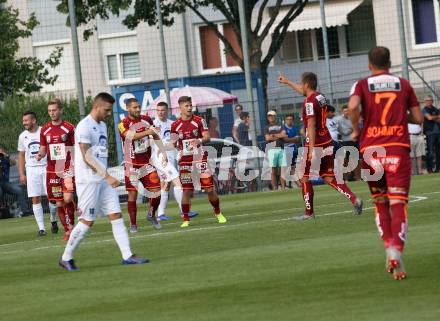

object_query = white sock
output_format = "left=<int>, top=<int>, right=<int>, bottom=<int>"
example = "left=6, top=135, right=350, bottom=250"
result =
left=49, top=202, right=57, bottom=223
left=32, top=203, right=45, bottom=231
left=61, top=221, right=90, bottom=261
left=111, top=218, right=133, bottom=260
left=173, top=186, right=183, bottom=212
left=158, top=190, right=169, bottom=216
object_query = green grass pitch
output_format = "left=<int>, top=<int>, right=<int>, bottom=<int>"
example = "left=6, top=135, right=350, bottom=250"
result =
left=1, top=175, right=439, bottom=321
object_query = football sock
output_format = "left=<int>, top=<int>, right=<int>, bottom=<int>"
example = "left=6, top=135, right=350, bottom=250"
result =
left=173, top=186, right=183, bottom=212
left=64, top=202, right=75, bottom=227
left=374, top=201, right=392, bottom=248
left=48, top=202, right=57, bottom=223
left=111, top=218, right=133, bottom=260
left=301, top=181, right=314, bottom=216
left=57, top=206, right=69, bottom=232
left=62, top=221, right=89, bottom=261
left=208, top=197, right=221, bottom=215
left=182, top=203, right=190, bottom=221
left=158, top=190, right=169, bottom=216
left=390, top=203, right=407, bottom=252
left=32, top=203, right=45, bottom=231
left=327, top=178, right=357, bottom=205
left=127, top=201, right=137, bottom=226
left=149, top=196, right=161, bottom=217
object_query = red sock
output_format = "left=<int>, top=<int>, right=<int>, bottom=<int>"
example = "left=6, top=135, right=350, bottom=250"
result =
left=181, top=203, right=190, bottom=221
left=64, top=202, right=75, bottom=227
left=390, top=203, right=408, bottom=252
left=374, top=201, right=392, bottom=248
left=209, top=198, right=221, bottom=215
left=57, top=207, right=69, bottom=232
left=327, top=178, right=357, bottom=205
left=149, top=196, right=161, bottom=217
left=127, top=201, right=137, bottom=226
left=301, top=181, right=314, bottom=216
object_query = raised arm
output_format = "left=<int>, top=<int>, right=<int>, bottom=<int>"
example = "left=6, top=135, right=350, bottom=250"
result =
left=278, top=73, right=305, bottom=96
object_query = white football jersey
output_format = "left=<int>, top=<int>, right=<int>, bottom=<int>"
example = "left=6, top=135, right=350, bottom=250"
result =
left=17, top=127, right=47, bottom=167
left=74, top=115, right=108, bottom=184
left=153, top=118, right=174, bottom=143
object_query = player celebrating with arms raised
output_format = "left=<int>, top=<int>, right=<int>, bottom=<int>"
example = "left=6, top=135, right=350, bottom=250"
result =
left=278, top=72, right=363, bottom=220
left=37, top=99, right=76, bottom=240
left=59, top=93, right=148, bottom=270
left=348, top=47, right=423, bottom=280
left=170, top=96, right=226, bottom=228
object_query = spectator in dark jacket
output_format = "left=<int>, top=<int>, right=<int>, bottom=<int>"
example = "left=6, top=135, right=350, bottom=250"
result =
left=423, top=95, right=440, bottom=172
left=0, top=145, right=30, bottom=216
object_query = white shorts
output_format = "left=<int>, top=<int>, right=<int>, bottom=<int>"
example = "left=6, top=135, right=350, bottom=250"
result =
left=410, top=134, right=425, bottom=158
left=151, top=152, right=179, bottom=182
left=26, top=166, right=47, bottom=198
left=76, top=180, right=121, bottom=221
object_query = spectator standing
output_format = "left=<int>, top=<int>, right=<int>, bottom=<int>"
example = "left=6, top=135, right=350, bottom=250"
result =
left=237, top=112, right=252, bottom=146
left=283, top=114, right=300, bottom=187
left=326, top=105, right=341, bottom=150
left=264, top=110, right=287, bottom=190
left=0, top=146, right=30, bottom=216
left=208, top=117, right=220, bottom=139
left=408, top=123, right=425, bottom=175
left=232, top=104, right=243, bottom=142
left=422, top=95, right=440, bottom=172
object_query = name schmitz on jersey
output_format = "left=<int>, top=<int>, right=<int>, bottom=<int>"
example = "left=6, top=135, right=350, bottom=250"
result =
left=367, top=75, right=401, bottom=92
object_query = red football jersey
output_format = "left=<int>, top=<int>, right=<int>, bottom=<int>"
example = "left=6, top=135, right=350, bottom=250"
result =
left=302, top=92, right=332, bottom=147
left=350, top=72, right=419, bottom=152
left=171, top=115, right=209, bottom=162
left=118, top=115, right=154, bottom=165
left=40, top=120, right=75, bottom=173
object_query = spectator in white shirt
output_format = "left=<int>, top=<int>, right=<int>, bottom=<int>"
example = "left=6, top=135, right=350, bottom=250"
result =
left=232, top=104, right=243, bottom=142
left=408, top=123, right=426, bottom=175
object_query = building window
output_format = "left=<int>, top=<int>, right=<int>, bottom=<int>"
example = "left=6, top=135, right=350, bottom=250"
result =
left=106, top=52, right=140, bottom=82
left=198, top=23, right=242, bottom=72
left=411, top=0, right=438, bottom=44
left=316, top=27, right=340, bottom=59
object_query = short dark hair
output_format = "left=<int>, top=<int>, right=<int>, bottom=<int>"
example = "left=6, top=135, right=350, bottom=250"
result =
left=368, top=46, right=391, bottom=69
left=23, top=111, right=37, bottom=120
left=235, top=104, right=243, bottom=111
left=341, top=105, right=348, bottom=110
left=93, top=92, right=115, bottom=105
left=48, top=98, right=62, bottom=109
left=240, top=112, right=249, bottom=120
left=327, top=105, right=335, bottom=113
left=125, top=98, right=139, bottom=107
left=284, top=113, right=295, bottom=120
left=178, top=96, right=192, bottom=105
left=157, top=101, right=169, bottom=109
left=301, top=72, right=318, bottom=90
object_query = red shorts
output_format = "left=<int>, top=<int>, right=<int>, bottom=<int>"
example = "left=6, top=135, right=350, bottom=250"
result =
left=299, top=145, right=335, bottom=178
left=362, top=146, right=411, bottom=201
left=124, top=163, right=161, bottom=191
left=179, top=159, right=214, bottom=191
left=46, top=172, right=75, bottom=201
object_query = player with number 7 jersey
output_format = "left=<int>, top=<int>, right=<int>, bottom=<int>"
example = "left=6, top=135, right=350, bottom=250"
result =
left=348, top=46, right=424, bottom=280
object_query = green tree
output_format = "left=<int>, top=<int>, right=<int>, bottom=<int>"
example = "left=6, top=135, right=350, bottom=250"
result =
left=57, top=0, right=308, bottom=108
left=0, top=0, right=62, bottom=101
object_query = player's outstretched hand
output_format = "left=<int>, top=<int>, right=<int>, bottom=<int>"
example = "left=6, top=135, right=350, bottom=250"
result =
left=106, top=175, right=121, bottom=188
left=278, top=73, right=289, bottom=85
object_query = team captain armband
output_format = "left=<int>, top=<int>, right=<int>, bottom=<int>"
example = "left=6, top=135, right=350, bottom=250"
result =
left=118, top=122, right=127, bottom=135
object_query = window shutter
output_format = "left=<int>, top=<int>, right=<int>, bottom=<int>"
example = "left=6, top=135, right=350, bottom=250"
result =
left=199, top=26, right=222, bottom=69
left=107, top=55, right=118, bottom=80
left=122, top=53, right=141, bottom=79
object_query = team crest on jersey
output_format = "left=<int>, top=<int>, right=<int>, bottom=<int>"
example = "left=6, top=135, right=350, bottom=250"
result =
left=46, top=135, right=51, bottom=143
left=305, top=103, right=314, bottom=116
left=179, top=133, right=184, bottom=140
left=61, top=134, right=67, bottom=142
left=192, top=129, right=198, bottom=136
